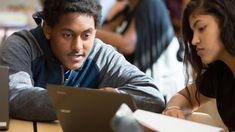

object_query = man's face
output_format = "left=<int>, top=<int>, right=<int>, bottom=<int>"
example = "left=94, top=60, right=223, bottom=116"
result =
left=44, top=13, right=96, bottom=70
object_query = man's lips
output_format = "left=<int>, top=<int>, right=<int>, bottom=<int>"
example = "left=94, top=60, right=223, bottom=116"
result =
left=68, top=53, right=85, bottom=62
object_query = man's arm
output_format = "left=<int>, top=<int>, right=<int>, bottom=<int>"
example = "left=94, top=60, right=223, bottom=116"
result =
left=95, top=40, right=165, bottom=113
left=9, top=72, right=57, bottom=121
left=0, top=32, right=57, bottom=121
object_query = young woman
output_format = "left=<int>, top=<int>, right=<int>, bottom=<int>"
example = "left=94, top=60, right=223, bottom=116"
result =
left=163, top=0, right=235, bottom=131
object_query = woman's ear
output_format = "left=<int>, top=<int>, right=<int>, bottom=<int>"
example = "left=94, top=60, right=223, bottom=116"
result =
left=42, top=22, right=51, bottom=39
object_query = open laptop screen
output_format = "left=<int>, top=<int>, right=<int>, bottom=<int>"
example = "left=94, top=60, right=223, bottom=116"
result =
left=47, top=84, right=136, bottom=132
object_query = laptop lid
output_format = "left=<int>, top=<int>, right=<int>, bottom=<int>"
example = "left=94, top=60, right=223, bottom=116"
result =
left=0, top=66, right=9, bottom=130
left=47, top=84, right=136, bottom=132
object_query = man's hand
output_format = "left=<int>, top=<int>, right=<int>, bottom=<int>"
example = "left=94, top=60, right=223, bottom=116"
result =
left=99, top=87, right=117, bottom=93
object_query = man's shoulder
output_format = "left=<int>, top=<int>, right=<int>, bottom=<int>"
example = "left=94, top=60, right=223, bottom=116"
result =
left=6, top=29, right=35, bottom=44
left=93, top=38, right=117, bottom=52
left=93, top=38, right=107, bottom=47
left=1, top=28, right=40, bottom=54
left=89, top=38, right=122, bottom=62
left=11, top=29, right=31, bottom=37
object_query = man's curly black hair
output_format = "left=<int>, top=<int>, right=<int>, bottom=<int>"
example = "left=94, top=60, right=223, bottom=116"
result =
left=42, top=0, right=102, bottom=28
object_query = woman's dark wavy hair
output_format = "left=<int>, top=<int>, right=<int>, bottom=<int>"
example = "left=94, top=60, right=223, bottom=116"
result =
left=182, top=0, right=235, bottom=83
left=181, top=0, right=235, bottom=105
left=42, top=0, right=102, bottom=28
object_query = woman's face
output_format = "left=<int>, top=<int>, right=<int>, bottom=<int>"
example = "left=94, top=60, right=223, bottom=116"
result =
left=189, top=13, right=225, bottom=64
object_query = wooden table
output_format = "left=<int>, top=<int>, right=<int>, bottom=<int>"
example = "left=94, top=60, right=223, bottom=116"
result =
left=3, top=112, right=224, bottom=132
left=37, top=121, right=63, bottom=132
left=3, top=119, right=34, bottom=132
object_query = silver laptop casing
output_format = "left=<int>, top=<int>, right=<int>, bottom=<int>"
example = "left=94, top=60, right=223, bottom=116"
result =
left=47, top=84, right=136, bottom=132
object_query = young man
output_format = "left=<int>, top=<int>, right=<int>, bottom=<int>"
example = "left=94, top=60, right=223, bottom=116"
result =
left=0, top=0, right=165, bottom=121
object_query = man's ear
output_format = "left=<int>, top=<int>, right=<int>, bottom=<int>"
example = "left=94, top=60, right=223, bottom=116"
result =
left=42, top=22, right=51, bottom=39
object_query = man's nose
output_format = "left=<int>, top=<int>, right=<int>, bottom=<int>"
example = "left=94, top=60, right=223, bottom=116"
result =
left=71, top=37, right=83, bottom=51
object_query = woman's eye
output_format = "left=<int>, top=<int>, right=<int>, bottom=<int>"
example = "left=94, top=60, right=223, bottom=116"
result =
left=198, top=25, right=206, bottom=32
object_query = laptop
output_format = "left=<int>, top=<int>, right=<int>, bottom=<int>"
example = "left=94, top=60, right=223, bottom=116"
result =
left=47, top=84, right=137, bottom=132
left=0, top=66, right=9, bottom=130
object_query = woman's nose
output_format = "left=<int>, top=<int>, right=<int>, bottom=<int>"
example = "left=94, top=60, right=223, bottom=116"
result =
left=191, top=33, right=200, bottom=45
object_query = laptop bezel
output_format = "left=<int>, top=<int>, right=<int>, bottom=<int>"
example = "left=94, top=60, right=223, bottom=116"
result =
left=0, top=66, right=9, bottom=130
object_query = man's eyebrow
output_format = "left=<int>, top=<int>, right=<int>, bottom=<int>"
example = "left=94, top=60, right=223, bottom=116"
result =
left=61, top=28, right=73, bottom=32
left=83, top=28, right=94, bottom=33
left=60, top=28, right=94, bottom=34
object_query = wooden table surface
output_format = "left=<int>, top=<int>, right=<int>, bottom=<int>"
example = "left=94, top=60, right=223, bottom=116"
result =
left=3, top=112, right=225, bottom=132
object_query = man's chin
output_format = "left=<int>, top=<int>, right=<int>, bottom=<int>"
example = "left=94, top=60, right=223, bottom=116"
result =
left=65, top=63, right=82, bottom=70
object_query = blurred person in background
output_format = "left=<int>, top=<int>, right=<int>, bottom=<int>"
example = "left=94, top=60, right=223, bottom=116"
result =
left=99, top=0, right=116, bottom=24
left=96, top=0, right=185, bottom=101
left=165, top=0, right=190, bottom=36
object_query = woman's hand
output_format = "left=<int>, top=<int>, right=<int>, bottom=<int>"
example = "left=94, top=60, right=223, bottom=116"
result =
left=162, top=106, right=186, bottom=119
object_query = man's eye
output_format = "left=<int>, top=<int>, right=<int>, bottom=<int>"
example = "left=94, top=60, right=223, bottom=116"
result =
left=81, top=33, right=90, bottom=40
left=63, top=33, right=73, bottom=38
